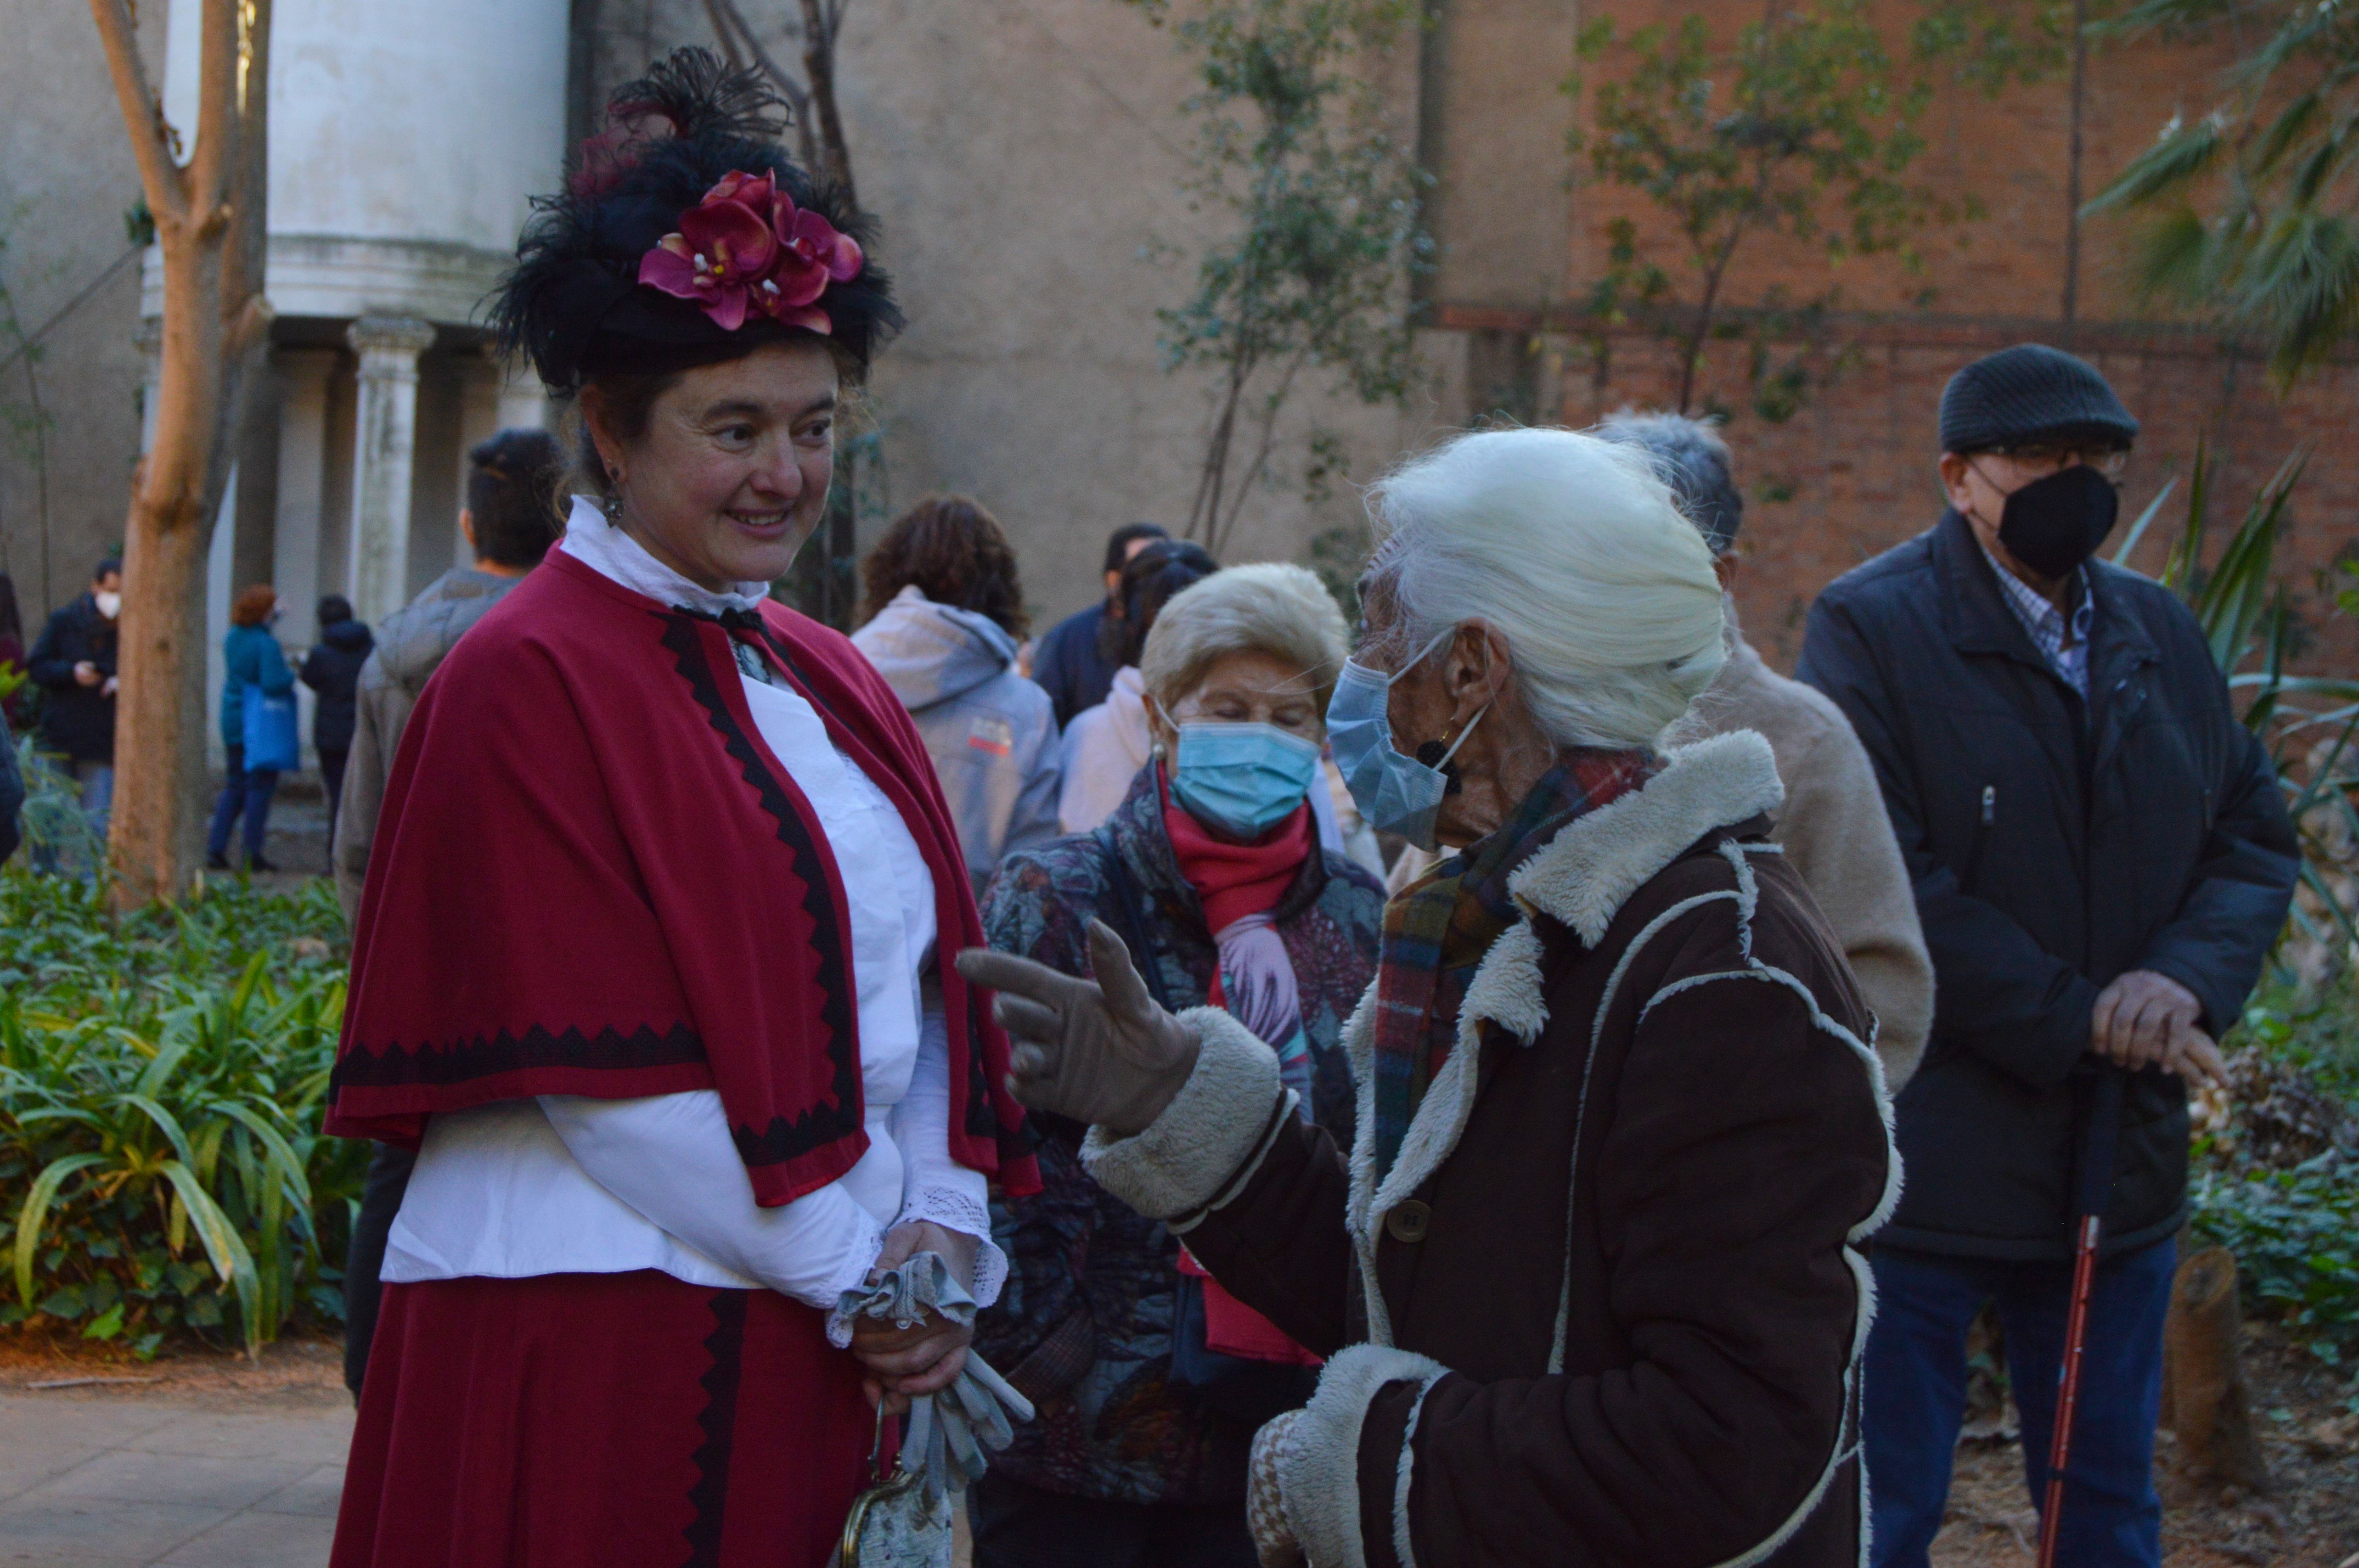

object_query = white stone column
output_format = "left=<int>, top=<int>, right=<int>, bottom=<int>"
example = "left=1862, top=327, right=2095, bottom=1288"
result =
left=496, top=356, right=551, bottom=433
left=137, top=318, right=164, bottom=455
left=345, top=315, right=437, bottom=625
left=273, top=348, right=339, bottom=768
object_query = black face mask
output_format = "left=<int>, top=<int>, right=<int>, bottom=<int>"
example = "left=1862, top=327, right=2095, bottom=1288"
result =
left=1991, top=462, right=2118, bottom=579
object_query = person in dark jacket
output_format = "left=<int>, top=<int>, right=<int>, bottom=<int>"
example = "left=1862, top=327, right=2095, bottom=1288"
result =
left=963, top=428, right=1896, bottom=1568
left=336, top=424, right=563, bottom=1401
left=299, top=595, right=372, bottom=867
left=1795, top=344, right=2300, bottom=1568
left=26, top=560, right=123, bottom=839
left=0, top=724, right=23, bottom=866
left=1030, top=522, right=1170, bottom=729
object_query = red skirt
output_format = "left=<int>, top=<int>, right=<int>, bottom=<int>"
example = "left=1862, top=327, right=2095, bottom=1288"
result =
left=332, top=1271, right=876, bottom=1568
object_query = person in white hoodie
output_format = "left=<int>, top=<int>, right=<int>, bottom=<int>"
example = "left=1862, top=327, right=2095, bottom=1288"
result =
left=854, top=496, right=1063, bottom=897
left=1056, top=538, right=1218, bottom=832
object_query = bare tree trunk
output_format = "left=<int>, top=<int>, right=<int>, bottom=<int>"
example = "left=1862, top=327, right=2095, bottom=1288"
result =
left=89, top=0, right=273, bottom=907
left=2162, top=1246, right=2272, bottom=1492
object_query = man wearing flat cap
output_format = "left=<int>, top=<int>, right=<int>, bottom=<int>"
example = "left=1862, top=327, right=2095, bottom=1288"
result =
left=1798, top=344, right=2297, bottom=1568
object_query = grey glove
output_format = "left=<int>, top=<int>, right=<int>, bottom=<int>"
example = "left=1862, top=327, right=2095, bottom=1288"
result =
left=834, top=1252, right=1035, bottom=1508
left=955, top=920, right=1199, bottom=1135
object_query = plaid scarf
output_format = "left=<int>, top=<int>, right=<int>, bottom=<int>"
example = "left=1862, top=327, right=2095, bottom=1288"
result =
left=1370, top=750, right=1657, bottom=1180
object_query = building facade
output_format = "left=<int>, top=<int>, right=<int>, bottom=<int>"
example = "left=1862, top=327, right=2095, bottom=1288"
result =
left=1, top=0, right=2349, bottom=776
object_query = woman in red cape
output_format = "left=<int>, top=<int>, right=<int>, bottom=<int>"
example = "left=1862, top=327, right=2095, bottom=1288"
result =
left=322, top=52, right=1036, bottom=1568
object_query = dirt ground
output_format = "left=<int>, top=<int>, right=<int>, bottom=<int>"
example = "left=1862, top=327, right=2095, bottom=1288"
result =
left=0, top=1330, right=350, bottom=1415
left=1932, top=1324, right=2359, bottom=1568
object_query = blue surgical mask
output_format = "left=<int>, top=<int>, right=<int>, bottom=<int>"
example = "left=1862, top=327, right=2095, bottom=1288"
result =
left=1171, top=722, right=1323, bottom=840
left=1324, top=627, right=1488, bottom=851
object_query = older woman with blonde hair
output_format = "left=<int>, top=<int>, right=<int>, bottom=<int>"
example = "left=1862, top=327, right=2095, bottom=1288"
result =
left=970, top=562, right=1386, bottom=1568
left=963, top=428, right=1898, bottom=1568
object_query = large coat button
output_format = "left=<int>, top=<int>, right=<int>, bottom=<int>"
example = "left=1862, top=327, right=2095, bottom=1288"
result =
left=1385, top=1201, right=1431, bottom=1244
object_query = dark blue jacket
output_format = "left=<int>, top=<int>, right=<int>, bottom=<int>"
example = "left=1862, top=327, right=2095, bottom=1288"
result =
left=27, top=594, right=118, bottom=763
left=301, top=619, right=375, bottom=754
left=0, top=732, right=22, bottom=865
left=1028, top=602, right=1117, bottom=731
left=1798, top=510, right=2298, bottom=1259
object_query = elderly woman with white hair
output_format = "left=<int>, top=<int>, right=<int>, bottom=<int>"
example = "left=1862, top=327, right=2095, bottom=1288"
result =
left=961, top=429, right=1898, bottom=1568
left=968, top=562, right=1386, bottom=1568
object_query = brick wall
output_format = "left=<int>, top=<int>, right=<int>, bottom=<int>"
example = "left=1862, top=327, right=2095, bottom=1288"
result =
left=1423, top=0, right=2358, bottom=682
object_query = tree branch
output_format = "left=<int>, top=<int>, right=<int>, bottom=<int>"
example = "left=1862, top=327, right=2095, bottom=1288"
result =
left=713, top=0, right=821, bottom=174
left=85, top=0, right=188, bottom=223
left=190, top=0, right=237, bottom=214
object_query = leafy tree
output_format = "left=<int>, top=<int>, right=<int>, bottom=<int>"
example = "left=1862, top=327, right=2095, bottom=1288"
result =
left=1132, top=0, right=1430, bottom=555
left=2084, top=0, right=2359, bottom=387
left=1566, top=0, right=1969, bottom=418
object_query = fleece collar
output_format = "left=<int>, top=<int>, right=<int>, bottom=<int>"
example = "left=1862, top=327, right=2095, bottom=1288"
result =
left=1341, top=729, right=1786, bottom=1343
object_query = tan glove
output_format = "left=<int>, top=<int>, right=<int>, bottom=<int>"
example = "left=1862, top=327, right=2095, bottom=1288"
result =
left=953, top=920, right=1198, bottom=1135
left=1248, top=1409, right=1306, bottom=1567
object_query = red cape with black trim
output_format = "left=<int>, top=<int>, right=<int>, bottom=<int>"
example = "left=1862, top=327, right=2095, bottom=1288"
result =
left=325, top=547, right=1040, bottom=1205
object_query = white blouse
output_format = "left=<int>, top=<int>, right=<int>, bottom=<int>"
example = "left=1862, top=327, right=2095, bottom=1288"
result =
left=381, top=498, right=1004, bottom=1325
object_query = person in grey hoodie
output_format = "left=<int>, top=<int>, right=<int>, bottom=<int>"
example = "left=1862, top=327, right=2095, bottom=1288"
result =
left=335, top=426, right=563, bottom=1400
left=853, top=495, right=1061, bottom=898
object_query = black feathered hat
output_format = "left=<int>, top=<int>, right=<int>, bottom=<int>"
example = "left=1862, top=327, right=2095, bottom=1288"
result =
left=490, top=49, right=901, bottom=394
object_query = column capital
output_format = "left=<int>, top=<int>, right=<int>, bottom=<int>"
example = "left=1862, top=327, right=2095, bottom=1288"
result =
left=348, top=314, right=437, bottom=364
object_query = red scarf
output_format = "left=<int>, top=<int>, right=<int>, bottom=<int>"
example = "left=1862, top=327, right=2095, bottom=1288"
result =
left=1158, top=766, right=1314, bottom=938
left=327, top=550, right=1039, bottom=1206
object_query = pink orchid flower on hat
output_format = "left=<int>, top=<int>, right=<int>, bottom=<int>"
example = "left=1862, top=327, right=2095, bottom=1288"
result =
left=753, top=191, right=864, bottom=336
left=636, top=171, right=782, bottom=331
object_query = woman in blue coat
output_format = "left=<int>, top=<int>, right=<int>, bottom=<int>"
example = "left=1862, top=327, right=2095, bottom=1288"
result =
left=208, top=584, right=296, bottom=872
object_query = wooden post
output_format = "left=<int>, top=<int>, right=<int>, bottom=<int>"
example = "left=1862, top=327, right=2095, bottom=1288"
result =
left=2162, top=1246, right=2272, bottom=1491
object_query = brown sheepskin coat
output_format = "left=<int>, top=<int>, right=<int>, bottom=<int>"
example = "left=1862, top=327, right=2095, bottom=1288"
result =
left=1082, top=731, right=1898, bottom=1568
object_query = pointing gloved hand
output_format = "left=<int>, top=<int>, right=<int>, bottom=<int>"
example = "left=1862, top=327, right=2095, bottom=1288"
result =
left=953, top=920, right=1199, bottom=1136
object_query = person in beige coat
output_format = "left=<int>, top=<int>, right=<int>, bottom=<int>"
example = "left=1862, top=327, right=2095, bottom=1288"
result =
left=1390, top=414, right=1933, bottom=1090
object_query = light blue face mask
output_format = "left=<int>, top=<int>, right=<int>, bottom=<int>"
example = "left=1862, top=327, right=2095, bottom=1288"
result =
left=1324, top=627, right=1488, bottom=851
left=1171, top=722, right=1323, bottom=840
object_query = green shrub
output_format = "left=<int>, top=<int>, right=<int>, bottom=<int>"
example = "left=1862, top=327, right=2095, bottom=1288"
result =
left=0, top=867, right=363, bottom=1358
left=2189, top=1152, right=2359, bottom=1365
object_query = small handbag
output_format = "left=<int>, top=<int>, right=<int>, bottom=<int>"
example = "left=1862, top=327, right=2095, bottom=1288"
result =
left=837, top=1404, right=952, bottom=1568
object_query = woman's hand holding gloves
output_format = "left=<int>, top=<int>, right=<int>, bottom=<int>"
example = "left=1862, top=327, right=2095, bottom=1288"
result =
left=851, top=1221, right=977, bottom=1413
left=953, top=920, right=1198, bottom=1136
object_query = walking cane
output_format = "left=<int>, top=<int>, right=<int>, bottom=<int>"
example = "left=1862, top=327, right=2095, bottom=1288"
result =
left=2035, top=1065, right=2126, bottom=1568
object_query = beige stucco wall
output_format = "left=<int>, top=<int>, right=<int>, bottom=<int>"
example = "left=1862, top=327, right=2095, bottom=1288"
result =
left=580, top=0, right=1458, bottom=627
left=0, top=0, right=162, bottom=629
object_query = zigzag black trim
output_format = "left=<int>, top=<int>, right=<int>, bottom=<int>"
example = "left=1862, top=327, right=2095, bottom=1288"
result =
left=681, top=1288, right=747, bottom=1567
left=330, top=1021, right=704, bottom=1093
left=660, top=613, right=863, bottom=1170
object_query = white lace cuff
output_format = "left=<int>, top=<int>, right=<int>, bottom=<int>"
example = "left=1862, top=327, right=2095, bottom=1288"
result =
left=895, top=1184, right=1008, bottom=1308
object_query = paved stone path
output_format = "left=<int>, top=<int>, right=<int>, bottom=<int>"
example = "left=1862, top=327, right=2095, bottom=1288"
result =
left=0, top=1391, right=349, bottom=1567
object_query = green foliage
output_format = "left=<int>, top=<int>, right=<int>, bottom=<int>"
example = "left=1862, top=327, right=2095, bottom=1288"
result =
left=12, top=733, right=104, bottom=876
left=0, top=868, right=361, bottom=1358
left=2086, top=0, right=2359, bottom=386
left=2125, top=441, right=2359, bottom=961
left=1131, top=0, right=1431, bottom=554
left=2190, top=1152, right=2359, bottom=1361
left=1566, top=0, right=1969, bottom=416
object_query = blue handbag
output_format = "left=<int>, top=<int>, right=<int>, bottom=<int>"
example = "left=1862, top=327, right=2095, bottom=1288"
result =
left=241, top=680, right=300, bottom=772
